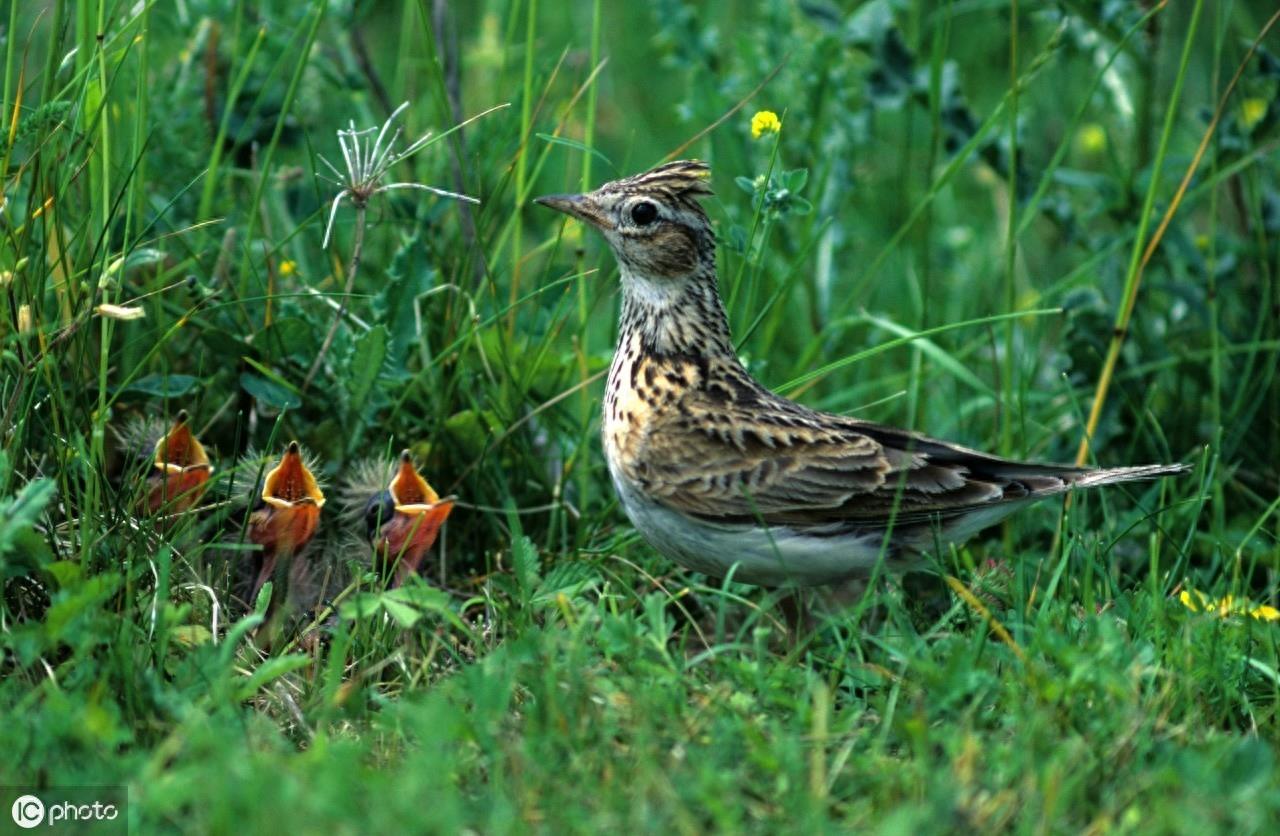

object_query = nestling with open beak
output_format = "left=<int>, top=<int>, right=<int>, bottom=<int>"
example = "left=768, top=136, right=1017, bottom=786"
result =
left=362, top=450, right=454, bottom=587
left=247, top=441, right=326, bottom=604
left=142, top=410, right=213, bottom=516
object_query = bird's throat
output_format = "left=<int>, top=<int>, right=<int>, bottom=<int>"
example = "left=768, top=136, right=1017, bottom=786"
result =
left=616, top=267, right=735, bottom=360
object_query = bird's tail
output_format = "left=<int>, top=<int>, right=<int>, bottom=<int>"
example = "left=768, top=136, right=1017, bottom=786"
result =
left=1068, top=463, right=1191, bottom=489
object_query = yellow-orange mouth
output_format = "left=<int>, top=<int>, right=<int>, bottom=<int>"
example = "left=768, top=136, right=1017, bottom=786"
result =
left=262, top=441, right=326, bottom=510
left=153, top=410, right=213, bottom=476
left=388, top=449, right=446, bottom=514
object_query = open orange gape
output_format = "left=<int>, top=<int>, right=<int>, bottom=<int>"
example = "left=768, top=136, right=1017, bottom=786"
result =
left=372, top=450, right=454, bottom=587
left=249, top=441, right=326, bottom=601
left=144, top=410, right=213, bottom=515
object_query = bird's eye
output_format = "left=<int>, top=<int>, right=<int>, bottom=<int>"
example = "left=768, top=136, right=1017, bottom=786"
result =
left=630, top=201, right=658, bottom=226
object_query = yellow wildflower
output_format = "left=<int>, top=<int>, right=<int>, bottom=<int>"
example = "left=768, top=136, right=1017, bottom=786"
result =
left=750, top=110, right=781, bottom=140
left=279, top=259, right=297, bottom=277
left=1076, top=123, right=1106, bottom=155
left=1179, top=588, right=1280, bottom=622
left=1240, top=98, right=1267, bottom=132
left=1253, top=604, right=1280, bottom=622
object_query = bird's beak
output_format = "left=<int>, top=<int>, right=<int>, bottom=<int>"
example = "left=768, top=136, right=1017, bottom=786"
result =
left=389, top=450, right=453, bottom=519
left=533, top=192, right=611, bottom=230
left=261, top=441, right=326, bottom=510
left=145, top=410, right=212, bottom=515
left=248, top=442, right=324, bottom=572
left=153, top=410, right=213, bottom=477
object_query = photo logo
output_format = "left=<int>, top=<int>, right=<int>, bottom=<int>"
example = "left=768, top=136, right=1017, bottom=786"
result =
left=6, top=790, right=123, bottom=832
left=10, top=794, right=44, bottom=829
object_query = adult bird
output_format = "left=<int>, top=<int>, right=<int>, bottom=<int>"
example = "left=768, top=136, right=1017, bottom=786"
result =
left=536, top=160, right=1187, bottom=587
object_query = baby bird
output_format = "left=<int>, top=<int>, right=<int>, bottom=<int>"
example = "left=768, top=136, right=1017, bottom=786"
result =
left=360, top=451, right=454, bottom=587
left=247, top=441, right=325, bottom=605
left=141, top=410, right=213, bottom=516
left=536, top=160, right=1188, bottom=586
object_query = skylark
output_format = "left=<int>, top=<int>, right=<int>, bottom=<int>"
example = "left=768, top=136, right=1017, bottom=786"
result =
left=536, top=161, right=1187, bottom=586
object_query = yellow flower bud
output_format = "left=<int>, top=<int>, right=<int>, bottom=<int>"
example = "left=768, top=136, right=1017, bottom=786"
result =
left=1076, top=123, right=1107, bottom=155
left=750, top=110, right=781, bottom=140
left=1241, top=98, right=1267, bottom=132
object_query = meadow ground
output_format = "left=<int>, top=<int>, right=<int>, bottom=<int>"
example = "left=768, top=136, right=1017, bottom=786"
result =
left=3, top=0, right=1280, bottom=832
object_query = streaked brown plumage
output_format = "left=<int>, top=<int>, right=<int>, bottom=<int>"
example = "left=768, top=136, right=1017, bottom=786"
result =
left=536, top=160, right=1188, bottom=586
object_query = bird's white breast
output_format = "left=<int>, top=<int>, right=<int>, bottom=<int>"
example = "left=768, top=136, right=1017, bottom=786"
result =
left=607, top=458, right=896, bottom=586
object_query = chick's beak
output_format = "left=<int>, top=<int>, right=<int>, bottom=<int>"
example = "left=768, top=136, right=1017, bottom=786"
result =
left=262, top=441, right=326, bottom=510
left=389, top=449, right=439, bottom=510
left=533, top=193, right=611, bottom=230
left=249, top=441, right=324, bottom=567
left=153, top=410, right=213, bottom=475
left=145, top=410, right=212, bottom=515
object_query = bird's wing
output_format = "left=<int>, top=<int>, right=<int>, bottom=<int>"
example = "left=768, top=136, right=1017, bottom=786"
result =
left=633, top=386, right=1082, bottom=528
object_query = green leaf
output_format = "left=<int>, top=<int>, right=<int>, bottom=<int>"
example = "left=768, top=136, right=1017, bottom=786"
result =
left=861, top=312, right=995, bottom=397
left=115, top=248, right=168, bottom=276
left=381, top=597, right=424, bottom=628
left=240, top=371, right=301, bottom=410
left=42, top=575, right=121, bottom=641
left=532, top=562, right=598, bottom=605
left=170, top=624, right=214, bottom=647
left=44, top=560, right=82, bottom=588
left=0, top=476, right=56, bottom=559
left=378, top=232, right=436, bottom=358
left=339, top=592, right=386, bottom=621
left=443, top=410, right=500, bottom=460
left=236, top=654, right=312, bottom=700
left=121, top=374, right=200, bottom=398
left=536, top=133, right=615, bottom=170
left=253, top=581, right=274, bottom=617
left=386, top=584, right=452, bottom=610
left=844, top=0, right=895, bottom=46
left=201, top=328, right=252, bottom=359
left=512, top=535, right=541, bottom=598
left=258, top=318, right=315, bottom=363
left=344, top=325, right=389, bottom=409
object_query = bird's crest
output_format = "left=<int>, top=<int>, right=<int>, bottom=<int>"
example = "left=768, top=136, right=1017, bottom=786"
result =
left=609, top=160, right=713, bottom=201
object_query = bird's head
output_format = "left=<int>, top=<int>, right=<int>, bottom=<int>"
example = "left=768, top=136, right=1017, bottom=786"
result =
left=361, top=450, right=454, bottom=585
left=535, top=160, right=716, bottom=284
left=144, top=410, right=213, bottom=514
left=248, top=441, right=325, bottom=559
left=260, top=441, right=326, bottom=512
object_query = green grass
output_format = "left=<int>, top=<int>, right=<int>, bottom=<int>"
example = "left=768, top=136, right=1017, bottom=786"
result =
left=4, top=0, right=1280, bottom=831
